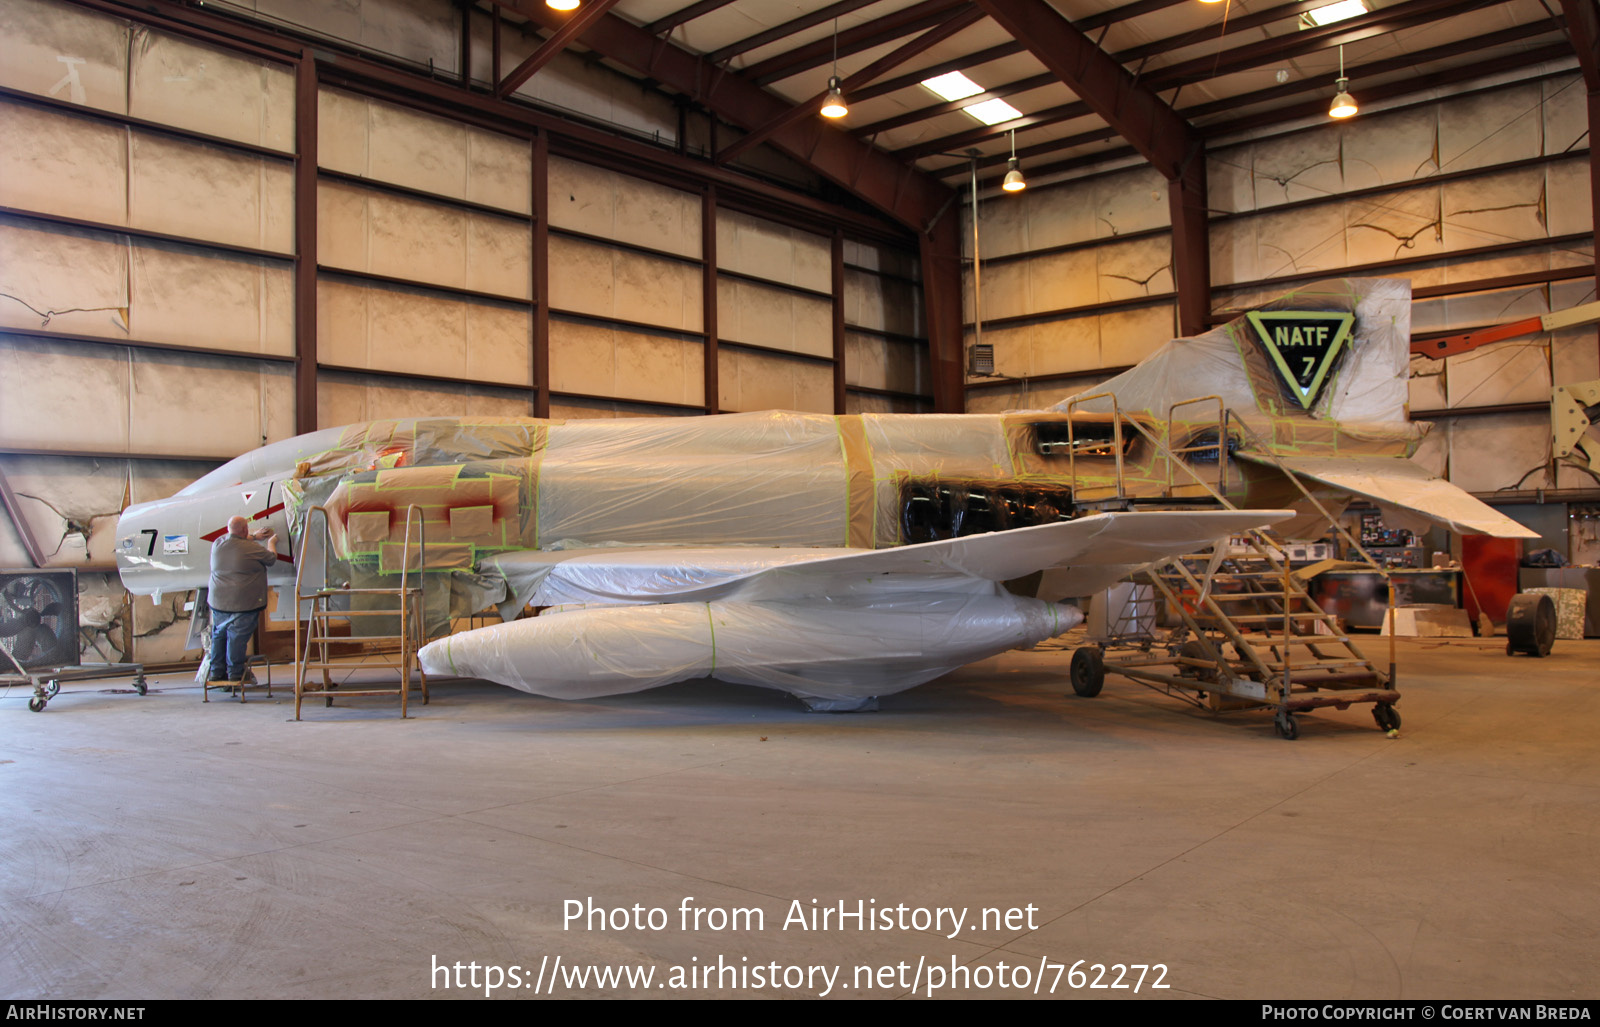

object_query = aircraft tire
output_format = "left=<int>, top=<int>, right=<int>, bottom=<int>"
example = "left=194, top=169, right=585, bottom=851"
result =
left=1069, top=647, right=1105, bottom=698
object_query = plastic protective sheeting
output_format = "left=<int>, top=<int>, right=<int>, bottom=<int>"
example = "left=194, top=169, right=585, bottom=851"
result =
left=1063, top=278, right=1416, bottom=429
left=426, top=510, right=1292, bottom=702
left=1236, top=452, right=1539, bottom=538
left=419, top=593, right=1081, bottom=704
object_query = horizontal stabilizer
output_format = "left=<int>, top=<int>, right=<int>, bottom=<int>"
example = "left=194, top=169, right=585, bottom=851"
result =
left=1235, top=452, right=1537, bottom=538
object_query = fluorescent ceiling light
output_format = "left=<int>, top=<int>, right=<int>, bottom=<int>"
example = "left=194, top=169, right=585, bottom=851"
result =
left=921, top=71, right=985, bottom=102
left=1303, top=0, right=1368, bottom=27
left=962, top=98, right=1023, bottom=126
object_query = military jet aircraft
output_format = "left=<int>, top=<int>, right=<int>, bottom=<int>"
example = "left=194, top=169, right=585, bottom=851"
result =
left=113, top=277, right=1532, bottom=708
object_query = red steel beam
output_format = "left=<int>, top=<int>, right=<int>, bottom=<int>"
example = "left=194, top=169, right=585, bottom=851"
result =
left=909, top=0, right=1505, bottom=159
left=861, top=0, right=1325, bottom=139
left=971, top=0, right=1197, bottom=179
left=942, top=26, right=1567, bottom=179
left=921, top=210, right=966, bottom=412
left=1558, top=0, right=1600, bottom=361
left=1560, top=0, right=1600, bottom=87
left=743, top=0, right=967, bottom=84
left=495, top=0, right=623, bottom=99
left=707, top=0, right=884, bottom=65
left=294, top=50, right=318, bottom=434
left=716, top=6, right=984, bottom=165
left=642, top=0, right=740, bottom=37
left=488, top=0, right=955, bottom=232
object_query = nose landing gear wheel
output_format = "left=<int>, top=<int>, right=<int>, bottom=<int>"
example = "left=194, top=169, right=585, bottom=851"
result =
left=1069, top=647, right=1106, bottom=698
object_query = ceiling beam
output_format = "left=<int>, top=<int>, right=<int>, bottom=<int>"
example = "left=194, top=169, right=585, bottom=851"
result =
left=852, top=40, right=1027, bottom=103
left=850, top=0, right=1192, bottom=106
left=971, top=0, right=1198, bottom=178
left=853, top=72, right=1057, bottom=137
left=908, top=0, right=1511, bottom=160
left=863, top=0, right=1328, bottom=141
left=487, top=0, right=955, bottom=232
left=1154, top=0, right=1501, bottom=84
left=992, top=49, right=1574, bottom=189
left=743, top=0, right=967, bottom=85
left=706, top=0, right=883, bottom=65
left=716, top=5, right=984, bottom=164
left=641, top=0, right=740, bottom=37
left=939, top=22, right=1568, bottom=177
left=494, top=0, right=622, bottom=98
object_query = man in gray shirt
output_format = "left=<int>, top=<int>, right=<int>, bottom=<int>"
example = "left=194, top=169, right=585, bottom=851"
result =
left=208, top=515, right=278, bottom=682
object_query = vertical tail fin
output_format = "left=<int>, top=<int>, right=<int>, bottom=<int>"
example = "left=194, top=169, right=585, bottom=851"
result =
left=1055, top=278, right=1414, bottom=427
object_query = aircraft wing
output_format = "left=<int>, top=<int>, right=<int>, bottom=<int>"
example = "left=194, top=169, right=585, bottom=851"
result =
left=483, top=508, right=1295, bottom=607
left=1234, top=452, right=1538, bottom=538
left=424, top=508, right=1294, bottom=706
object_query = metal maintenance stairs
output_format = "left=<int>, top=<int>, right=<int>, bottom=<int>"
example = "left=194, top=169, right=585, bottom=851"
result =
left=1136, top=530, right=1399, bottom=739
left=292, top=504, right=429, bottom=719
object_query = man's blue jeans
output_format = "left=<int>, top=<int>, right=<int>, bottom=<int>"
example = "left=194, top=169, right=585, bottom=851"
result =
left=209, top=608, right=260, bottom=681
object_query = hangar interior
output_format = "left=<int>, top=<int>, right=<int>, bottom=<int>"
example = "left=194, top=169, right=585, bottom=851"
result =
left=1, top=0, right=1598, bottom=1001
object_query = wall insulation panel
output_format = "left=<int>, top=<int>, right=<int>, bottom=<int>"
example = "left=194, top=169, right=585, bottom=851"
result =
left=0, top=217, right=293, bottom=353
left=127, top=29, right=294, bottom=150
left=0, top=101, right=129, bottom=226
left=966, top=376, right=1113, bottom=415
left=968, top=165, right=1171, bottom=260
left=318, top=374, right=532, bottom=427
left=0, top=104, right=293, bottom=252
left=844, top=238, right=918, bottom=280
left=500, top=45, right=679, bottom=143
left=318, top=86, right=531, bottom=214
left=718, top=348, right=832, bottom=414
left=318, top=179, right=530, bottom=299
left=548, top=320, right=704, bottom=409
left=316, top=278, right=532, bottom=386
left=845, top=393, right=926, bottom=414
left=247, top=0, right=458, bottom=73
left=128, top=133, right=294, bottom=253
left=548, top=155, right=700, bottom=259
left=716, top=209, right=829, bottom=292
left=0, top=453, right=212, bottom=569
left=716, top=277, right=830, bottom=358
left=0, top=0, right=131, bottom=114
left=843, top=267, right=921, bottom=339
left=547, top=235, right=702, bottom=332
left=844, top=331, right=926, bottom=397
left=549, top=398, right=699, bottom=420
left=0, top=334, right=291, bottom=455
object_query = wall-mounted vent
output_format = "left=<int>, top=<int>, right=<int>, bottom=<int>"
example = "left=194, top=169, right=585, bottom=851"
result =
left=967, top=344, right=994, bottom=376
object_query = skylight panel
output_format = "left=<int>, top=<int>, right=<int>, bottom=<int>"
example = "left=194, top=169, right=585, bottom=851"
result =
left=921, top=71, right=985, bottom=102
left=962, top=98, right=1023, bottom=126
left=1302, top=0, right=1368, bottom=27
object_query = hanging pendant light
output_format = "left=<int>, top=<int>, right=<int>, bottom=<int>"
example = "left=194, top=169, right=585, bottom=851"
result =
left=820, top=19, right=848, bottom=119
left=1001, top=129, right=1026, bottom=192
left=1329, top=45, right=1357, bottom=119
left=547, top=0, right=579, bottom=11
left=821, top=76, right=848, bottom=119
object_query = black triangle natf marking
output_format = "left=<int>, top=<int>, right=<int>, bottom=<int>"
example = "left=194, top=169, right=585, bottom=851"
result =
left=1245, top=310, right=1355, bottom=411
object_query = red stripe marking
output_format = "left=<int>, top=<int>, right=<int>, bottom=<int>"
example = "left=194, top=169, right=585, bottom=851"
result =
left=202, top=504, right=288, bottom=542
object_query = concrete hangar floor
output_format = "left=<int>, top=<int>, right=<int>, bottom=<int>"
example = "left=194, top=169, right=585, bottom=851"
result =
left=2, top=634, right=1596, bottom=1000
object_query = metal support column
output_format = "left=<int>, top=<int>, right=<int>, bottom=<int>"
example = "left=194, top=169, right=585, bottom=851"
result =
left=294, top=50, right=318, bottom=434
